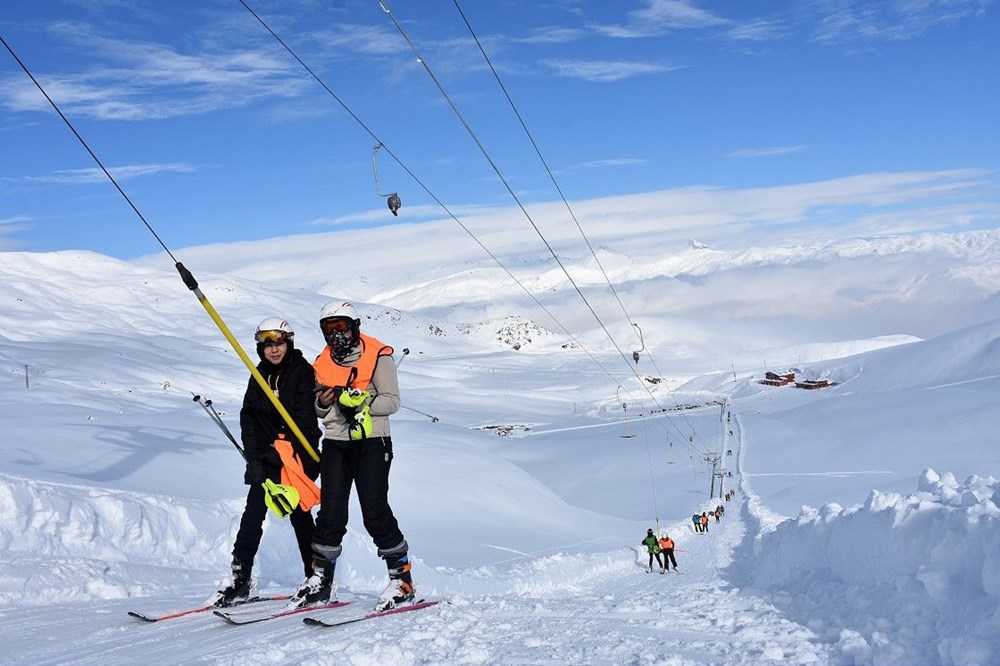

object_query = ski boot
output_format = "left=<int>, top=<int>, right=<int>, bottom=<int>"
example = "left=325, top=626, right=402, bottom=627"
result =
left=288, top=545, right=339, bottom=609
left=375, top=540, right=415, bottom=612
left=211, top=558, right=253, bottom=608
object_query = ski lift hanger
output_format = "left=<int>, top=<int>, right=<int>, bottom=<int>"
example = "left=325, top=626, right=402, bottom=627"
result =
left=632, top=322, right=645, bottom=365
left=371, top=143, right=401, bottom=216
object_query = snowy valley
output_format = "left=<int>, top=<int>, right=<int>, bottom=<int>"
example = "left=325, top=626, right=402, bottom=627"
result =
left=1, top=227, right=999, bottom=665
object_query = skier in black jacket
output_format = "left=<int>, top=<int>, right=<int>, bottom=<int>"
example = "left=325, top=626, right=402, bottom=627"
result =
left=212, top=317, right=322, bottom=607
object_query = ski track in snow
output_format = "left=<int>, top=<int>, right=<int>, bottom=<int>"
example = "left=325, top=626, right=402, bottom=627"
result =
left=0, top=479, right=828, bottom=665
left=0, top=515, right=825, bottom=666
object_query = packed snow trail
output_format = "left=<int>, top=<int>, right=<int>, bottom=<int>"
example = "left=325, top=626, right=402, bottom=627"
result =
left=0, top=491, right=828, bottom=665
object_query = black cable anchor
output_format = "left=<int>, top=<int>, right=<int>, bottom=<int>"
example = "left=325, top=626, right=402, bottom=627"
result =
left=372, top=143, right=401, bottom=216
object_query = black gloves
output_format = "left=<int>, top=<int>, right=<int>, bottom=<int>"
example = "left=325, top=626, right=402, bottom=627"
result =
left=245, top=459, right=268, bottom=484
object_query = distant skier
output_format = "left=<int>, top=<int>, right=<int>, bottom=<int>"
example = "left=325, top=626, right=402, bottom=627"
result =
left=658, top=534, right=678, bottom=572
left=212, top=318, right=322, bottom=607
left=692, top=513, right=702, bottom=534
left=641, top=528, right=663, bottom=573
left=700, top=512, right=709, bottom=533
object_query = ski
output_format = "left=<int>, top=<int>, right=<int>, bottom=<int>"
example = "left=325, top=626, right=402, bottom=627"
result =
left=302, top=599, right=441, bottom=628
left=213, top=600, right=351, bottom=625
left=128, top=595, right=289, bottom=623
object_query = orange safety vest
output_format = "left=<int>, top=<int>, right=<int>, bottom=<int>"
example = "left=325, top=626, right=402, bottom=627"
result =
left=659, top=538, right=674, bottom=550
left=313, top=333, right=394, bottom=390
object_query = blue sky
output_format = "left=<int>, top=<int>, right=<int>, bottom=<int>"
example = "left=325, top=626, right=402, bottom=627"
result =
left=1, top=0, right=997, bottom=258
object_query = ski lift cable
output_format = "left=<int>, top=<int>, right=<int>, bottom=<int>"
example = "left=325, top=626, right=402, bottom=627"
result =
left=0, top=36, right=175, bottom=264
left=378, top=0, right=633, bottom=364
left=379, top=0, right=710, bottom=452
left=3, top=18, right=704, bottom=468
left=451, top=0, right=715, bottom=453
left=452, top=0, right=657, bottom=369
left=642, top=418, right=660, bottom=530
left=0, top=33, right=322, bottom=463
left=239, top=1, right=701, bottom=450
left=240, top=0, right=705, bottom=454
left=377, top=2, right=633, bottom=372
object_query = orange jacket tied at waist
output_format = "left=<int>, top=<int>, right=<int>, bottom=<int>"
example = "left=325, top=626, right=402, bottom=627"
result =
left=273, top=435, right=320, bottom=511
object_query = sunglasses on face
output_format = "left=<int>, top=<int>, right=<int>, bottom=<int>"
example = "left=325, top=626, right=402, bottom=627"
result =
left=321, top=318, right=353, bottom=335
left=255, top=329, right=290, bottom=344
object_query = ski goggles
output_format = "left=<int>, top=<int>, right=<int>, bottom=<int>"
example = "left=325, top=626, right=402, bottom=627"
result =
left=320, top=318, right=353, bottom=336
left=255, top=329, right=290, bottom=344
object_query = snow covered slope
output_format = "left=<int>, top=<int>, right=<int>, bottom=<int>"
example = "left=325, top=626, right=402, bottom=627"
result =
left=1, top=234, right=998, bottom=664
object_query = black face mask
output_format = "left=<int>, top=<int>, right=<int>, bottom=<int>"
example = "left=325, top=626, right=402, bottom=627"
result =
left=326, top=329, right=359, bottom=361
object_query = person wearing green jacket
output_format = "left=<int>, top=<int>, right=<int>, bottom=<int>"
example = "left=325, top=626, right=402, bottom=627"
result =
left=641, top=528, right=664, bottom=573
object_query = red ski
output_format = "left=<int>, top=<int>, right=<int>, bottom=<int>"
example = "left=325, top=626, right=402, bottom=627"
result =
left=302, top=599, right=442, bottom=628
left=128, top=595, right=290, bottom=623
left=214, top=600, right=351, bottom=625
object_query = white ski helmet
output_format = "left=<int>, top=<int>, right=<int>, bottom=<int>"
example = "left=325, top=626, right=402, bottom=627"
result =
left=254, top=317, right=294, bottom=343
left=319, top=300, right=360, bottom=324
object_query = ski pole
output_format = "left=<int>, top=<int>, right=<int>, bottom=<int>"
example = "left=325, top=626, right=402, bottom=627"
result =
left=394, top=347, right=410, bottom=369
left=193, top=393, right=245, bottom=460
left=192, top=393, right=301, bottom=519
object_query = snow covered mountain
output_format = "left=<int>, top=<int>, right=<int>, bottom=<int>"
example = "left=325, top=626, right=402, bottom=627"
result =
left=0, top=225, right=998, bottom=664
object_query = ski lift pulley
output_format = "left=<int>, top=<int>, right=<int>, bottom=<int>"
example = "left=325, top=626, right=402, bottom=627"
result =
left=372, top=143, right=401, bottom=216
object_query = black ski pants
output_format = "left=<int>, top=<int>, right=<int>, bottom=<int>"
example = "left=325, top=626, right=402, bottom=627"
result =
left=662, top=548, right=678, bottom=569
left=648, top=551, right=664, bottom=570
left=312, top=436, right=405, bottom=552
left=232, top=481, right=315, bottom=578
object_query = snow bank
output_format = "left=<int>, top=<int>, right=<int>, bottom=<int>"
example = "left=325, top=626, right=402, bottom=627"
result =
left=749, top=469, right=1000, bottom=665
left=0, top=474, right=234, bottom=604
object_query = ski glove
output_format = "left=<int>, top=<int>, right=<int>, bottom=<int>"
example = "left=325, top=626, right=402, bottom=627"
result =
left=338, top=388, right=370, bottom=409
left=349, top=404, right=372, bottom=441
left=245, top=459, right=268, bottom=484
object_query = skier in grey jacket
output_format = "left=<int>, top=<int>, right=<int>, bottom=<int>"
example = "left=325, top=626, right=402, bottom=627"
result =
left=289, top=300, right=415, bottom=613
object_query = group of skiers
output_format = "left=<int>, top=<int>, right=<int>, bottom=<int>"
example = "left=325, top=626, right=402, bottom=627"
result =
left=691, top=490, right=734, bottom=534
left=640, top=490, right=738, bottom=574
left=210, top=299, right=415, bottom=613
left=640, top=529, right=679, bottom=574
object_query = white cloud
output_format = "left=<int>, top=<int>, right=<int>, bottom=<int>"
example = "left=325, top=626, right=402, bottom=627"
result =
left=542, top=58, right=682, bottom=82
left=310, top=24, right=408, bottom=57
left=728, top=145, right=808, bottom=159
left=0, top=21, right=310, bottom=121
left=810, top=0, right=991, bottom=43
left=595, top=0, right=730, bottom=38
left=0, top=215, right=32, bottom=226
left=572, top=158, right=650, bottom=169
left=725, top=19, right=788, bottom=42
left=516, top=27, right=588, bottom=44
left=0, top=215, right=31, bottom=250
left=15, top=163, right=202, bottom=186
